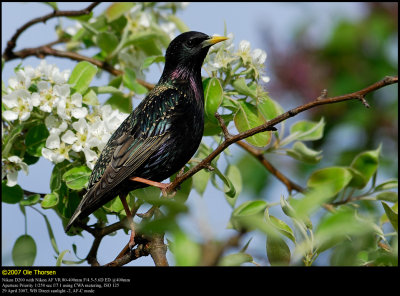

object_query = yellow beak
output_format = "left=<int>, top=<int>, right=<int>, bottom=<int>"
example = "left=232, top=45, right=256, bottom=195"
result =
left=202, top=35, right=229, bottom=48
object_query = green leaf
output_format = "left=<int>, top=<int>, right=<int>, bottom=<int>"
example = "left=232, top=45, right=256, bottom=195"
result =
left=95, top=31, right=119, bottom=54
left=192, top=169, right=210, bottom=196
left=82, top=89, right=100, bottom=106
left=42, top=212, right=59, bottom=254
left=123, top=32, right=163, bottom=55
left=266, top=235, right=291, bottom=266
left=2, top=180, right=23, bottom=204
left=172, top=171, right=192, bottom=204
left=105, top=2, right=134, bottom=22
left=22, top=153, right=39, bottom=166
left=290, top=187, right=337, bottom=222
left=234, top=101, right=271, bottom=147
left=348, top=146, right=381, bottom=189
left=106, top=94, right=131, bottom=114
left=203, top=77, right=223, bottom=123
left=41, top=192, right=59, bottom=209
left=91, top=85, right=124, bottom=96
left=282, top=118, right=325, bottom=146
left=12, top=235, right=36, bottom=266
left=291, top=118, right=325, bottom=141
left=233, top=200, right=268, bottom=217
left=376, top=192, right=398, bottom=203
left=133, top=186, right=161, bottom=203
left=257, top=94, right=284, bottom=120
left=307, top=167, right=353, bottom=198
left=265, top=208, right=296, bottom=243
left=50, top=160, right=71, bottom=192
left=62, top=166, right=91, bottom=190
left=315, top=208, right=373, bottom=253
left=192, top=145, right=211, bottom=195
left=58, top=190, right=81, bottom=219
left=236, top=153, right=269, bottom=197
left=286, top=141, right=323, bottom=164
left=25, top=124, right=49, bottom=157
left=68, top=61, right=98, bottom=94
left=108, top=75, right=122, bottom=89
left=123, top=68, right=148, bottom=94
left=380, top=202, right=398, bottom=226
left=56, top=250, right=70, bottom=266
left=203, top=113, right=233, bottom=136
left=210, top=164, right=236, bottom=198
left=224, top=164, right=242, bottom=207
left=218, top=253, right=253, bottom=266
left=172, top=229, right=201, bottom=266
left=382, top=202, right=398, bottom=232
left=42, top=2, right=58, bottom=10
left=142, top=55, right=165, bottom=69
left=232, top=77, right=257, bottom=98
left=375, top=179, right=398, bottom=191
left=20, top=194, right=40, bottom=206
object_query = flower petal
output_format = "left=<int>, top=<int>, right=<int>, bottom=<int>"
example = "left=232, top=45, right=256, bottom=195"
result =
left=61, top=130, right=77, bottom=144
left=3, top=110, right=18, bottom=121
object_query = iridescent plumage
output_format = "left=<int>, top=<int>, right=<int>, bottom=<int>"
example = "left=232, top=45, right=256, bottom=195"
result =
left=65, top=32, right=227, bottom=232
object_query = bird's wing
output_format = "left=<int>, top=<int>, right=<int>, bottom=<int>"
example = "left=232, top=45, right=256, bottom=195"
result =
left=72, top=86, right=182, bottom=218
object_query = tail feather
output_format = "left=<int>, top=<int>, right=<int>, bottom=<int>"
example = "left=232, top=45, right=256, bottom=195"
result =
left=65, top=206, right=82, bottom=232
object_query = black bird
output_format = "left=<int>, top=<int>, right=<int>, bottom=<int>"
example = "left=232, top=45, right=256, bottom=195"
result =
left=65, top=31, right=228, bottom=248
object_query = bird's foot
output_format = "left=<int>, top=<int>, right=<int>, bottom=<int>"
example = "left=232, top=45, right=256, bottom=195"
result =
left=130, top=176, right=176, bottom=197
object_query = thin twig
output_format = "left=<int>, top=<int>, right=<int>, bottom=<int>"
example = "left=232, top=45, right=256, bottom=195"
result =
left=2, top=2, right=155, bottom=91
left=235, top=141, right=304, bottom=193
left=7, top=46, right=155, bottom=90
left=165, top=76, right=398, bottom=194
left=3, top=2, right=100, bottom=60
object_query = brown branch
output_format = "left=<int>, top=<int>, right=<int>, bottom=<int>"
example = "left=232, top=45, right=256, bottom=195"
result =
left=215, top=112, right=303, bottom=193
left=7, top=46, right=155, bottom=90
left=3, top=2, right=100, bottom=60
left=165, top=76, right=398, bottom=194
left=235, top=141, right=304, bottom=193
left=104, top=241, right=151, bottom=267
left=2, top=2, right=155, bottom=91
left=148, top=233, right=169, bottom=266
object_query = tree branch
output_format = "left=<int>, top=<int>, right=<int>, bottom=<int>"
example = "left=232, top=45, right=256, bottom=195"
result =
left=235, top=140, right=304, bottom=193
left=3, top=2, right=100, bottom=60
left=165, top=76, right=398, bottom=194
left=2, top=2, right=155, bottom=91
left=5, top=44, right=155, bottom=91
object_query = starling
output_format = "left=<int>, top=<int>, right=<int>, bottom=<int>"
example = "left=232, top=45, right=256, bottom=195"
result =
left=65, top=31, right=228, bottom=248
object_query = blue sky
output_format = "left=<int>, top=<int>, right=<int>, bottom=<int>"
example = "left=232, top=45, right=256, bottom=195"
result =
left=2, top=2, right=366, bottom=266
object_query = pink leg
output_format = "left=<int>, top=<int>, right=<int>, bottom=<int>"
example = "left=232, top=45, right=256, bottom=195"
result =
left=130, top=176, right=170, bottom=196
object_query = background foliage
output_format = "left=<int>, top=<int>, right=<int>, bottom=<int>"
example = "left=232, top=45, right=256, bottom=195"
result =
left=2, top=2, right=398, bottom=266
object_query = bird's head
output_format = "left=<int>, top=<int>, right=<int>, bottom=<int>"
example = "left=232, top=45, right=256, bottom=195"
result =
left=162, top=31, right=228, bottom=81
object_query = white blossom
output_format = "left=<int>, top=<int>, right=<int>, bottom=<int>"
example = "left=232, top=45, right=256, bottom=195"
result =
left=138, top=12, right=151, bottom=27
left=252, top=48, right=267, bottom=66
left=239, top=40, right=251, bottom=53
left=42, top=134, right=70, bottom=164
left=31, top=81, right=59, bottom=113
left=2, top=156, right=29, bottom=187
left=70, top=118, right=89, bottom=152
left=56, top=87, right=88, bottom=120
left=2, top=89, right=33, bottom=121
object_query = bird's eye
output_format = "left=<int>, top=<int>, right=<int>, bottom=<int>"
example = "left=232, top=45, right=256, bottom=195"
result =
left=187, top=39, right=196, bottom=48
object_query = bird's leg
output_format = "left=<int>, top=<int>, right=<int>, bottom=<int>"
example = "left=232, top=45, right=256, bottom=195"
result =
left=130, top=176, right=170, bottom=197
left=119, top=193, right=136, bottom=250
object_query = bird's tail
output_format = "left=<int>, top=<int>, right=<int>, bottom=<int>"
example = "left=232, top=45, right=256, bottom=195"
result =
left=64, top=204, right=83, bottom=232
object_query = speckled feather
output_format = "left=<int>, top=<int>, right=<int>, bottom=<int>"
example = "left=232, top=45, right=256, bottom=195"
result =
left=65, top=31, right=222, bottom=231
